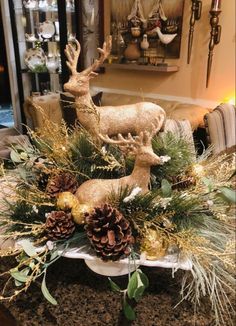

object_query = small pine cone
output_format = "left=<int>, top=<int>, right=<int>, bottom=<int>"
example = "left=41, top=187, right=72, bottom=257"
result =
left=45, top=211, right=75, bottom=240
left=85, top=204, right=133, bottom=261
left=171, top=175, right=196, bottom=190
left=46, top=172, right=78, bottom=198
left=36, top=171, right=50, bottom=190
left=31, top=156, right=51, bottom=190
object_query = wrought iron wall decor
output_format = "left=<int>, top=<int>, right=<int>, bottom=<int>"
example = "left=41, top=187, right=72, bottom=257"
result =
left=187, top=0, right=202, bottom=64
left=206, top=0, right=222, bottom=88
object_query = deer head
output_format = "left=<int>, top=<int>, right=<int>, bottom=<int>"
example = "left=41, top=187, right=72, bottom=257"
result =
left=99, top=125, right=161, bottom=168
left=64, top=36, right=112, bottom=97
left=75, top=126, right=162, bottom=206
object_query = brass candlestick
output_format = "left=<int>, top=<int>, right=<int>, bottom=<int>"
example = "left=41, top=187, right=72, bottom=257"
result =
left=187, top=0, right=202, bottom=64
left=206, top=9, right=222, bottom=88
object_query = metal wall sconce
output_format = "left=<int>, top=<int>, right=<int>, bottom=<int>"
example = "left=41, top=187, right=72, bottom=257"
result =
left=206, top=0, right=222, bottom=88
left=187, top=0, right=202, bottom=64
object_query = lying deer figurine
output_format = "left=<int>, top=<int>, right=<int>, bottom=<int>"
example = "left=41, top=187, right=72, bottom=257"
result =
left=64, top=37, right=166, bottom=138
left=75, top=128, right=162, bottom=206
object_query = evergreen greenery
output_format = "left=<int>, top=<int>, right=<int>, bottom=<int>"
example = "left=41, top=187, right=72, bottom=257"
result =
left=151, top=132, right=195, bottom=187
left=1, top=122, right=235, bottom=325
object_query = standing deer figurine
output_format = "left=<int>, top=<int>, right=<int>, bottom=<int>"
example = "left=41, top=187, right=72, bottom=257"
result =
left=64, top=36, right=166, bottom=138
left=75, top=128, right=163, bottom=206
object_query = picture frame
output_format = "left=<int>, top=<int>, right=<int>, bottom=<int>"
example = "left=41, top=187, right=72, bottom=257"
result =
left=109, top=0, right=185, bottom=66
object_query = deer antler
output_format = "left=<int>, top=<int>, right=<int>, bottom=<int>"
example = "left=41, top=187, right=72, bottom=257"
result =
left=141, top=122, right=162, bottom=146
left=64, top=39, right=81, bottom=75
left=81, top=35, right=112, bottom=77
left=99, top=133, right=137, bottom=146
left=99, top=133, right=141, bottom=156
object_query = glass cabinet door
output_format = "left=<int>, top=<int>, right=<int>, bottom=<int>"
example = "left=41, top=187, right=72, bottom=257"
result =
left=10, top=0, right=65, bottom=98
left=69, top=0, right=104, bottom=71
left=80, top=0, right=102, bottom=69
left=9, top=0, right=104, bottom=99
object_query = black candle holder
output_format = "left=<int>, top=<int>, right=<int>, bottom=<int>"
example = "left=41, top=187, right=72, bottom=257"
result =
left=187, top=0, right=202, bottom=64
left=206, top=9, right=222, bottom=88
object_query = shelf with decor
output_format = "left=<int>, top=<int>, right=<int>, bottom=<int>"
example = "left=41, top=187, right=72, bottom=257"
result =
left=109, top=0, right=184, bottom=72
left=103, top=63, right=179, bottom=72
left=21, top=69, right=62, bottom=75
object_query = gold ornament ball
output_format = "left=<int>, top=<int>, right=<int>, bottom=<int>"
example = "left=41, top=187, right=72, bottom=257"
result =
left=57, top=192, right=78, bottom=210
left=141, top=229, right=167, bottom=260
left=71, top=203, right=93, bottom=224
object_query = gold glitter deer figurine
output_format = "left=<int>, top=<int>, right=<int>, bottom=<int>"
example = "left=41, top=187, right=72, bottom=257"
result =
left=64, top=36, right=166, bottom=139
left=75, top=126, right=163, bottom=206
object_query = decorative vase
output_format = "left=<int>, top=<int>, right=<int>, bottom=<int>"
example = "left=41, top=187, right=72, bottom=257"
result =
left=140, top=34, right=149, bottom=50
left=24, top=47, right=47, bottom=72
left=124, top=41, right=141, bottom=61
left=46, top=55, right=59, bottom=73
left=131, top=26, right=141, bottom=38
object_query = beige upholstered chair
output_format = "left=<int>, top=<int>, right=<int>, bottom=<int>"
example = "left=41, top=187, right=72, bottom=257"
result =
left=204, top=103, right=236, bottom=154
left=24, top=93, right=62, bottom=130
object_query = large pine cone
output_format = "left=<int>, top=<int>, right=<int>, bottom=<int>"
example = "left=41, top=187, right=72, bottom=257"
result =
left=46, top=172, right=78, bottom=198
left=45, top=211, right=75, bottom=240
left=85, top=204, right=133, bottom=261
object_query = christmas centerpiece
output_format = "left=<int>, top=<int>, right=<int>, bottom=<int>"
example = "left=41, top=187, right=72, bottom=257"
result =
left=0, top=38, right=235, bottom=325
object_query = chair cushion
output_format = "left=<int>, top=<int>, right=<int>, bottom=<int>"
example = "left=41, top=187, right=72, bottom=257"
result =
left=24, top=93, right=62, bottom=130
left=101, top=93, right=210, bottom=131
left=204, top=103, right=236, bottom=154
left=163, top=119, right=195, bottom=152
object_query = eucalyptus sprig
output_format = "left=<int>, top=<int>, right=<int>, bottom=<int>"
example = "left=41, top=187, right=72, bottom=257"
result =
left=109, top=266, right=149, bottom=321
left=0, top=232, right=86, bottom=304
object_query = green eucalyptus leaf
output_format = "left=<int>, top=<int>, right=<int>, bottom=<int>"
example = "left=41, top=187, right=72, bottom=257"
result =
left=10, top=150, right=22, bottom=163
left=50, top=250, right=59, bottom=262
left=161, top=179, right=172, bottom=197
left=108, top=278, right=121, bottom=292
left=17, top=166, right=28, bottom=181
left=134, top=285, right=145, bottom=302
left=11, top=271, right=29, bottom=283
left=14, top=266, right=31, bottom=286
left=14, top=279, right=23, bottom=287
left=217, top=187, right=236, bottom=204
left=202, top=177, right=213, bottom=192
left=41, top=272, right=57, bottom=305
left=22, top=267, right=31, bottom=275
left=20, top=239, right=37, bottom=257
left=123, top=299, right=136, bottom=321
left=127, top=271, right=138, bottom=299
left=138, top=270, right=149, bottom=288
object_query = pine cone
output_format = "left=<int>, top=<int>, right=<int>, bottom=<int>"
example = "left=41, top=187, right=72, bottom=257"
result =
left=31, top=156, right=52, bottom=190
left=85, top=204, right=133, bottom=261
left=36, top=170, right=50, bottom=191
left=171, top=175, right=196, bottom=190
left=46, top=172, right=78, bottom=198
left=45, top=211, right=75, bottom=240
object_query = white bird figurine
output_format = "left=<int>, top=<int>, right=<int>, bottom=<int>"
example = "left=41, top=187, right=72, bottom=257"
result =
left=154, top=26, right=177, bottom=45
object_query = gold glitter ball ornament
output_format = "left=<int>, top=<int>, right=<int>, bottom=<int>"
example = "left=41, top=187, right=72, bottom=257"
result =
left=71, top=203, right=93, bottom=224
left=141, top=229, right=167, bottom=260
left=57, top=192, right=79, bottom=210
